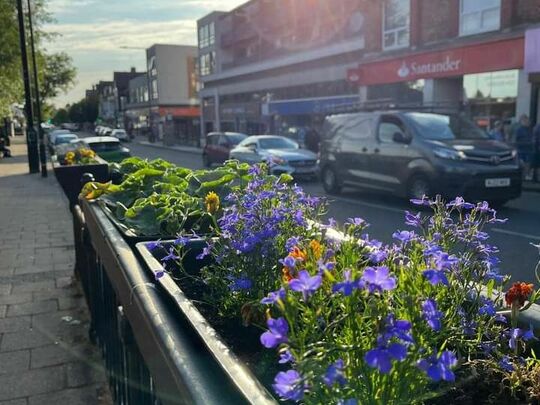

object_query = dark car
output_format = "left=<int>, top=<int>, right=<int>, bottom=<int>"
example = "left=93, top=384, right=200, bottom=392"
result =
left=319, top=111, right=522, bottom=206
left=202, top=132, right=247, bottom=167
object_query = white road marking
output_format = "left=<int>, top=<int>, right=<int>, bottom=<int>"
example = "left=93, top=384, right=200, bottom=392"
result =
left=492, top=228, right=540, bottom=241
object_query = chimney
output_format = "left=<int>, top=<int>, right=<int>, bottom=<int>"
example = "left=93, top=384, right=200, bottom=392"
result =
left=130, top=67, right=136, bottom=73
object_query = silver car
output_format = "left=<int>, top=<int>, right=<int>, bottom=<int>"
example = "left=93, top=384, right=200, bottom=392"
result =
left=229, top=135, right=318, bottom=176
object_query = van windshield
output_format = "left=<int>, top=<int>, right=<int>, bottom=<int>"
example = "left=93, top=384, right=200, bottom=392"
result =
left=405, top=113, right=489, bottom=140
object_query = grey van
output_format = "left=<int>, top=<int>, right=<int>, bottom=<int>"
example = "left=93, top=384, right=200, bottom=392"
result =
left=319, top=111, right=522, bottom=206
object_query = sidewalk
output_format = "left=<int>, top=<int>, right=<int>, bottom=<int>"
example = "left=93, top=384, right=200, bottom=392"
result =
left=0, top=141, right=111, bottom=404
left=523, top=180, right=540, bottom=193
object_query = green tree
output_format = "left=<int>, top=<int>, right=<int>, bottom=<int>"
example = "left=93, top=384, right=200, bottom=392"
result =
left=52, top=107, right=68, bottom=124
left=0, top=0, right=76, bottom=118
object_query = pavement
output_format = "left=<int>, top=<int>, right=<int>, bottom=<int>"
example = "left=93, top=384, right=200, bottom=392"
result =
left=0, top=139, right=111, bottom=405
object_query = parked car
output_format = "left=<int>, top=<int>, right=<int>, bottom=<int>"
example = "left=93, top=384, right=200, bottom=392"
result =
left=60, top=123, right=79, bottom=132
left=47, top=129, right=71, bottom=152
left=229, top=135, right=318, bottom=177
left=202, top=132, right=247, bottom=167
left=52, top=133, right=79, bottom=154
left=94, top=125, right=103, bottom=135
left=81, top=136, right=131, bottom=163
left=319, top=111, right=522, bottom=206
left=111, top=129, right=129, bottom=142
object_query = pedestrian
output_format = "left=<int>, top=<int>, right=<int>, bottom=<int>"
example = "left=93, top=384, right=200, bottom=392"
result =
left=533, top=121, right=540, bottom=182
left=515, top=114, right=534, bottom=181
left=305, top=128, right=321, bottom=153
left=488, top=120, right=505, bottom=142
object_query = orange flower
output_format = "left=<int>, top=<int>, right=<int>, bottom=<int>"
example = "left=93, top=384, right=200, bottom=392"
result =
left=505, top=282, right=534, bottom=307
left=282, top=267, right=293, bottom=282
left=309, top=239, right=322, bottom=260
left=289, top=246, right=306, bottom=262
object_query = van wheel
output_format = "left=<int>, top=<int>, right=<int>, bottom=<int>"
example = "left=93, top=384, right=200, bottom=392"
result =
left=322, top=166, right=342, bottom=195
left=202, top=154, right=210, bottom=168
left=407, top=175, right=431, bottom=201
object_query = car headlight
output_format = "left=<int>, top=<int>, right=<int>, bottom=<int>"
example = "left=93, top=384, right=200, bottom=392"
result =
left=433, top=147, right=466, bottom=160
left=511, top=149, right=518, bottom=159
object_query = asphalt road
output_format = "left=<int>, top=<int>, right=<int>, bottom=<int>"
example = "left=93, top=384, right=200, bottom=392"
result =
left=119, top=138, right=540, bottom=285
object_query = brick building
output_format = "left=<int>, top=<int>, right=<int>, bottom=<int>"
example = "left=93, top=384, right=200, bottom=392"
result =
left=198, top=0, right=540, bottom=139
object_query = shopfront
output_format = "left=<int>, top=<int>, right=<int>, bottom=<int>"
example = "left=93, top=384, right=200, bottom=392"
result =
left=220, top=102, right=262, bottom=135
left=525, top=27, right=540, bottom=126
left=158, top=106, right=201, bottom=146
left=347, top=36, right=526, bottom=128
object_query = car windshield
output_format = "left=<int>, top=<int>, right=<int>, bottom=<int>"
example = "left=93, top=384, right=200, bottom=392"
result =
left=88, top=142, right=121, bottom=152
left=258, top=137, right=298, bottom=150
left=406, top=113, right=489, bottom=140
left=55, top=135, right=78, bottom=144
left=227, top=134, right=247, bottom=145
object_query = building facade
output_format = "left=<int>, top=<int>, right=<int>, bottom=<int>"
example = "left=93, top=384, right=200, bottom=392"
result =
left=96, top=81, right=115, bottom=124
left=144, top=44, right=200, bottom=146
left=198, top=0, right=540, bottom=139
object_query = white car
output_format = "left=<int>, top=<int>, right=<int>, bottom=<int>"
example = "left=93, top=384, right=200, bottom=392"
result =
left=111, top=129, right=129, bottom=141
left=229, top=135, right=319, bottom=177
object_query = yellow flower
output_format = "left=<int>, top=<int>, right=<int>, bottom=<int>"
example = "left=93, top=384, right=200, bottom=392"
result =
left=309, top=239, right=323, bottom=260
left=205, top=191, right=220, bottom=214
left=80, top=148, right=95, bottom=158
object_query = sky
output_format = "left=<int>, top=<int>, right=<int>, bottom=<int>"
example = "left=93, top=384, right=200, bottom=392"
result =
left=44, top=0, right=246, bottom=107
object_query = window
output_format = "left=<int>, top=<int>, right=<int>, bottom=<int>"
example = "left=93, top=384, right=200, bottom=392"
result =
left=341, top=117, right=373, bottom=140
left=460, top=0, right=500, bottom=36
left=383, top=0, right=410, bottom=50
left=199, top=52, right=215, bottom=76
left=151, top=80, right=158, bottom=100
left=378, top=121, right=405, bottom=143
left=199, top=23, right=214, bottom=48
left=209, top=22, right=215, bottom=46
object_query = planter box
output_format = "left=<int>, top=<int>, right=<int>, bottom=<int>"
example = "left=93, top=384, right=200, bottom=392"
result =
left=53, top=157, right=109, bottom=207
left=81, top=200, right=275, bottom=404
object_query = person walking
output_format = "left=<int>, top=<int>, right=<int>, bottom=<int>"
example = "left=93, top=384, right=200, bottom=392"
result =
left=515, top=114, right=534, bottom=181
left=489, top=120, right=505, bottom=142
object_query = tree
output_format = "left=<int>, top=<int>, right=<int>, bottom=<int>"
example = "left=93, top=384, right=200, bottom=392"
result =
left=0, top=0, right=76, bottom=118
left=52, top=107, right=68, bottom=124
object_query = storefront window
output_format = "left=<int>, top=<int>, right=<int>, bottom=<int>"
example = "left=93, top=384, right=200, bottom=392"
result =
left=151, top=80, right=158, bottom=100
left=460, top=0, right=500, bottom=36
left=383, top=0, right=410, bottom=50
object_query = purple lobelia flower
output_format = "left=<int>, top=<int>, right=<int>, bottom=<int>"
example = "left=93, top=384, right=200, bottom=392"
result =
left=360, top=266, right=397, bottom=294
left=392, top=230, right=416, bottom=243
left=289, top=270, right=322, bottom=301
left=508, top=326, right=536, bottom=350
left=272, top=370, right=304, bottom=401
left=422, top=299, right=443, bottom=331
left=346, top=217, right=367, bottom=227
left=478, top=297, right=496, bottom=317
left=260, top=317, right=289, bottom=348
left=404, top=211, right=422, bottom=228
left=422, top=269, right=449, bottom=286
left=161, top=247, right=180, bottom=262
left=447, top=197, right=475, bottom=210
left=261, top=288, right=286, bottom=305
left=280, top=255, right=297, bottom=269
left=323, top=359, right=347, bottom=387
left=173, top=235, right=191, bottom=247
left=227, top=276, right=252, bottom=292
left=278, top=350, right=294, bottom=364
left=196, top=242, right=213, bottom=260
left=332, top=270, right=358, bottom=296
left=417, top=351, right=457, bottom=382
left=499, top=355, right=514, bottom=372
left=338, top=399, right=358, bottom=405
left=380, top=315, right=414, bottom=344
left=365, top=343, right=408, bottom=374
left=147, top=240, right=163, bottom=251
left=410, top=196, right=430, bottom=206
left=154, top=268, right=165, bottom=280
left=285, top=236, right=301, bottom=252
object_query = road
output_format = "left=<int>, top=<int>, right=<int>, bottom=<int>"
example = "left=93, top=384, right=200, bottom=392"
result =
left=118, top=138, right=540, bottom=284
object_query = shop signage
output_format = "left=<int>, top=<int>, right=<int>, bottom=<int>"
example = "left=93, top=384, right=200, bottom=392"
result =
left=348, top=37, right=524, bottom=86
left=264, top=95, right=359, bottom=116
left=158, top=106, right=200, bottom=118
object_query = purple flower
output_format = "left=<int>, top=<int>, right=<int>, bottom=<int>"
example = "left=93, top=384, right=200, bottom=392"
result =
left=317, top=260, right=335, bottom=275
left=289, top=270, right=322, bottom=301
left=422, top=269, right=449, bottom=286
left=173, top=235, right=190, bottom=246
left=338, top=400, right=358, bottom=405
left=499, top=355, right=514, bottom=372
left=410, top=196, right=430, bottom=206
left=261, top=288, right=286, bottom=305
left=228, top=277, right=252, bottom=292
left=476, top=201, right=494, bottom=213
left=422, top=299, right=443, bottom=331
left=368, top=249, right=388, bottom=264
left=285, top=236, right=301, bottom=252
left=147, top=240, right=163, bottom=251
left=326, top=217, right=337, bottom=228
left=447, top=197, right=475, bottom=210
left=432, top=251, right=458, bottom=271
left=365, top=343, right=408, bottom=374
left=260, top=317, right=289, bottom=348
left=280, top=255, right=297, bottom=269
left=278, top=350, right=294, bottom=364
left=381, top=315, right=414, bottom=344
left=272, top=370, right=304, bottom=401
left=484, top=269, right=504, bottom=284
left=346, top=217, right=367, bottom=227
left=161, top=247, right=180, bottom=262
left=508, top=326, right=537, bottom=349
left=522, top=324, right=536, bottom=341
left=196, top=243, right=212, bottom=260
left=154, top=268, right=165, bottom=280
left=417, top=351, right=457, bottom=382
left=392, top=230, right=415, bottom=243
left=332, top=270, right=358, bottom=296
left=360, top=266, right=397, bottom=294
left=404, top=211, right=422, bottom=228
left=323, top=359, right=347, bottom=387
left=478, top=297, right=496, bottom=317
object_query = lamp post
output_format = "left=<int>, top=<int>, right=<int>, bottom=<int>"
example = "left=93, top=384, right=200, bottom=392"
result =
left=16, top=0, right=39, bottom=173
left=26, top=0, right=47, bottom=177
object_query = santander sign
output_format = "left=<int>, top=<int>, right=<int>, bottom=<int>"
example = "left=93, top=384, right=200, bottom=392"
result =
left=397, top=56, right=462, bottom=79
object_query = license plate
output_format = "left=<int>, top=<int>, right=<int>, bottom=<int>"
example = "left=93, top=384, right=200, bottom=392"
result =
left=485, top=178, right=510, bottom=188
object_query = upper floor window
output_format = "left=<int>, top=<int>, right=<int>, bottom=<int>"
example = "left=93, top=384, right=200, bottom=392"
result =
left=199, top=22, right=215, bottom=49
left=383, top=0, right=410, bottom=50
left=460, top=0, right=501, bottom=36
left=199, top=52, right=215, bottom=76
